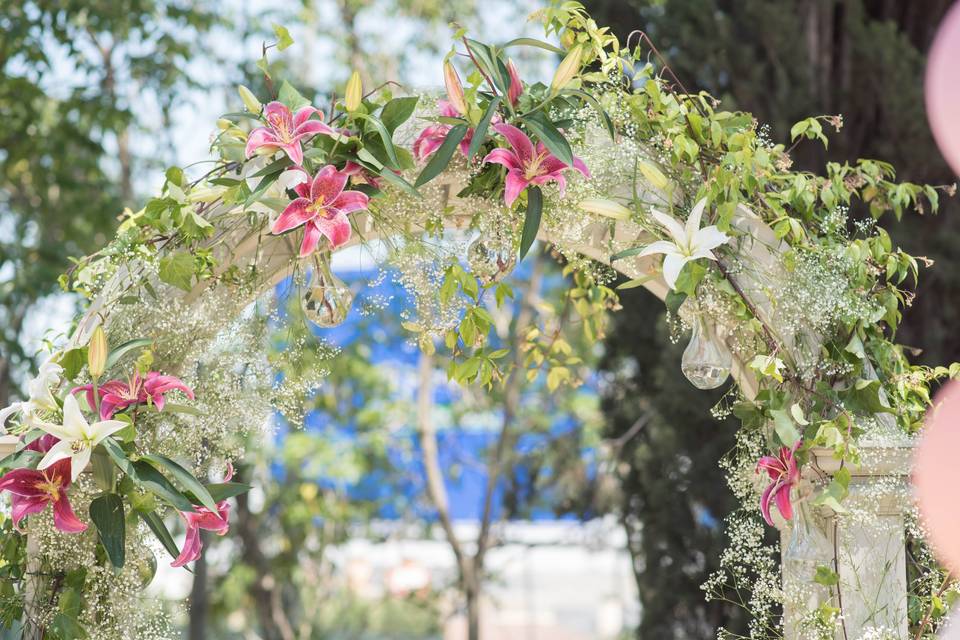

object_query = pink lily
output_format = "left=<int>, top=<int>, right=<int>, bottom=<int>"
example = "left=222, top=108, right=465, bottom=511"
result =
left=412, top=100, right=503, bottom=161
left=482, top=123, right=590, bottom=207
left=0, top=436, right=86, bottom=533
left=506, top=59, right=523, bottom=107
left=756, top=441, right=802, bottom=526
left=171, top=464, right=234, bottom=567
left=74, top=371, right=194, bottom=420
left=342, top=161, right=385, bottom=190
left=271, top=165, right=370, bottom=256
left=245, top=101, right=335, bottom=166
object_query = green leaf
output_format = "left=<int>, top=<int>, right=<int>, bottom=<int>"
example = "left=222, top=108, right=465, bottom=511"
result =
left=814, top=565, right=840, bottom=586
left=161, top=402, right=202, bottom=416
left=354, top=113, right=401, bottom=169
left=665, top=290, right=687, bottom=316
left=380, top=97, right=419, bottom=134
left=518, top=186, right=542, bottom=261
left=771, top=408, right=801, bottom=445
left=139, top=511, right=180, bottom=560
left=277, top=80, right=310, bottom=110
left=104, top=338, right=153, bottom=371
left=501, top=37, right=565, bottom=54
left=415, top=124, right=468, bottom=187
left=272, top=24, right=294, bottom=51
left=204, top=482, right=252, bottom=502
left=375, top=165, right=421, bottom=197
left=140, top=454, right=218, bottom=513
left=520, top=113, right=574, bottom=167
left=610, top=246, right=647, bottom=262
left=58, top=347, right=87, bottom=380
left=158, top=253, right=195, bottom=292
left=467, top=96, right=501, bottom=159
left=89, top=493, right=126, bottom=568
left=49, top=613, right=87, bottom=640
left=673, top=261, right=706, bottom=297
left=464, top=39, right=510, bottom=94
left=562, top=89, right=616, bottom=140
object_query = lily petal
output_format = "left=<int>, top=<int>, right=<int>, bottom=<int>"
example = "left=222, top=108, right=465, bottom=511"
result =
left=661, top=254, right=688, bottom=291
left=492, top=123, right=534, bottom=167
left=312, top=210, right=352, bottom=249
left=310, top=165, right=348, bottom=205
left=686, top=198, right=707, bottom=239
left=272, top=198, right=314, bottom=234
left=482, top=148, right=521, bottom=172
left=503, top=170, right=530, bottom=208
left=637, top=240, right=682, bottom=259
left=52, top=493, right=88, bottom=533
left=649, top=209, right=689, bottom=248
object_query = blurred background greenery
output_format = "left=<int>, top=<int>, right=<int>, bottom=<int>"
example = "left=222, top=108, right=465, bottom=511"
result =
left=1, top=0, right=957, bottom=638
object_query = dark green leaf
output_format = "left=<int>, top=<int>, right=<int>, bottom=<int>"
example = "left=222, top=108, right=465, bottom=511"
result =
left=354, top=113, right=401, bottom=169
left=518, top=186, right=542, bottom=261
left=415, top=124, right=468, bottom=187
left=89, top=493, right=126, bottom=568
left=380, top=97, right=419, bottom=134
left=203, top=482, right=252, bottom=502
left=520, top=113, right=574, bottom=167
left=139, top=511, right=180, bottom=560
left=665, top=290, right=687, bottom=315
left=467, top=96, right=501, bottom=159
left=130, top=460, right=196, bottom=512
left=375, top=166, right=421, bottom=198
left=141, top=454, right=218, bottom=513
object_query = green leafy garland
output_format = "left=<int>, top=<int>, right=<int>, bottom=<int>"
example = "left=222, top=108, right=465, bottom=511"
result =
left=0, top=2, right=956, bottom=637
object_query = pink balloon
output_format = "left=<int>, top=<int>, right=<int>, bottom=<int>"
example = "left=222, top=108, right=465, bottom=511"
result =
left=926, top=2, right=960, bottom=176
left=915, top=380, right=960, bottom=573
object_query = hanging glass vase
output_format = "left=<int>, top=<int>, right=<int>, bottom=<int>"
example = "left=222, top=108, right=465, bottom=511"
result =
left=467, top=233, right=516, bottom=285
left=781, top=496, right=836, bottom=627
left=680, top=310, right=732, bottom=389
left=302, top=253, right=354, bottom=328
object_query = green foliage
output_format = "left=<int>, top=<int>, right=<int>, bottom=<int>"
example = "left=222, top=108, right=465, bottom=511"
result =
left=0, top=0, right=220, bottom=406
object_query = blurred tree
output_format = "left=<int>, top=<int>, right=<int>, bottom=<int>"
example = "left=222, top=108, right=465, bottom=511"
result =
left=581, top=0, right=958, bottom=636
left=0, top=1, right=220, bottom=407
left=596, top=292, right=748, bottom=639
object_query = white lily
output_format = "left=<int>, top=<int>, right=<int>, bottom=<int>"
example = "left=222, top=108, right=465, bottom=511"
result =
left=638, top=198, right=730, bottom=290
left=0, top=354, right=64, bottom=431
left=35, top=394, right=127, bottom=482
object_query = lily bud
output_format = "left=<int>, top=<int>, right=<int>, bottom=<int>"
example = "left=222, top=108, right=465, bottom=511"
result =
left=87, top=325, right=108, bottom=379
left=216, top=118, right=232, bottom=130
left=345, top=71, right=363, bottom=112
left=550, top=45, right=583, bottom=93
left=443, top=61, right=467, bottom=115
left=506, top=59, right=523, bottom=107
left=237, top=85, right=262, bottom=114
left=579, top=198, right=631, bottom=220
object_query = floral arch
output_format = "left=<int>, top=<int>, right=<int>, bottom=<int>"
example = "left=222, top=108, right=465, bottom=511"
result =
left=0, top=3, right=956, bottom=639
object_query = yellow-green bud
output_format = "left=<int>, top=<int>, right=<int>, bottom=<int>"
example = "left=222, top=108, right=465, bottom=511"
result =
left=579, top=198, right=631, bottom=220
left=550, top=45, right=583, bottom=93
left=237, top=85, right=262, bottom=114
left=87, top=325, right=108, bottom=379
left=344, top=71, right=363, bottom=112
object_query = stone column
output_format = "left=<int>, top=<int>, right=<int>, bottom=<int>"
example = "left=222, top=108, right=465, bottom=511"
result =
left=782, top=444, right=913, bottom=639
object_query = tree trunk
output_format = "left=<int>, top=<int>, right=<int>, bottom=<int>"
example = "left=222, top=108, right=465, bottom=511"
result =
left=188, top=530, right=209, bottom=640
left=465, top=576, right=481, bottom=640
left=234, top=491, right=296, bottom=640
